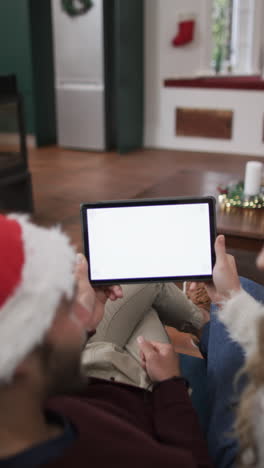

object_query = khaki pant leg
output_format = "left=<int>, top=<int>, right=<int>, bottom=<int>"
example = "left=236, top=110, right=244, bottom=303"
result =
left=89, top=283, right=164, bottom=347
left=90, top=282, right=203, bottom=348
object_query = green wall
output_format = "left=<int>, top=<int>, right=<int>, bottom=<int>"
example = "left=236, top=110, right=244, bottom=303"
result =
left=0, top=1, right=34, bottom=133
left=29, top=0, right=56, bottom=146
left=0, top=0, right=56, bottom=144
left=103, top=0, right=144, bottom=153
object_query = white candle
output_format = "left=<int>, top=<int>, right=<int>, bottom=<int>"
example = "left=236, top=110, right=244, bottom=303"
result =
left=244, top=161, right=263, bottom=196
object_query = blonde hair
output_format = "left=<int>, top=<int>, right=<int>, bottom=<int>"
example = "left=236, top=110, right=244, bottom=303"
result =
left=234, top=316, right=264, bottom=467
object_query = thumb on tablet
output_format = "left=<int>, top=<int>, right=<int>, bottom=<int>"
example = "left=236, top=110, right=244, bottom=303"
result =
left=211, top=235, right=241, bottom=299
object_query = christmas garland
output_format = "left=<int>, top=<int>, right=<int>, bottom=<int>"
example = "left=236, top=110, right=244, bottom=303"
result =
left=218, top=181, right=264, bottom=209
left=61, top=0, right=93, bottom=17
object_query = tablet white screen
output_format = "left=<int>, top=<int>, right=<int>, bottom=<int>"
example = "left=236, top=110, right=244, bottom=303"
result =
left=86, top=203, right=212, bottom=281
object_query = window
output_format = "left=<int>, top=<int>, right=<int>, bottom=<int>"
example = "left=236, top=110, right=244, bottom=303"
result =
left=211, top=0, right=262, bottom=75
left=212, top=0, right=233, bottom=73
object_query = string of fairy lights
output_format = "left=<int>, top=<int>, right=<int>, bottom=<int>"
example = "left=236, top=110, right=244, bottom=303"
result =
left=218, top=181, right=264, bottom=209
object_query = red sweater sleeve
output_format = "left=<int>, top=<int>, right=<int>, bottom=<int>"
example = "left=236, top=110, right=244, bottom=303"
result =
left=151, top=377, right=213, bottom=467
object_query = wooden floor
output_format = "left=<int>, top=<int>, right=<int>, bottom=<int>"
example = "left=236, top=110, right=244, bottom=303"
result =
left=29, top=145, right=255, bottom=246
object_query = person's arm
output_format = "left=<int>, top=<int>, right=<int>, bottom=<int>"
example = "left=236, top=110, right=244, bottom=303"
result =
left=218, top=289, right=263, bottom=357
left=151, top=378, right=214, bottom=466
left=74, top=253, right=123, bottom=330
left=204, top=235, right=263, bottom=357
left=137, top=337, right=213, bottom=467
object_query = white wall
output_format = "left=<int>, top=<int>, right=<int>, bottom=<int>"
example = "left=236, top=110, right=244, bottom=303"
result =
left=158, top=0, right=211, bottom=78
left=144, top=0, right=264, bottom=156
left=144, top=0, right=211, bottom=151
left=157, top=88, right=264, bottom=156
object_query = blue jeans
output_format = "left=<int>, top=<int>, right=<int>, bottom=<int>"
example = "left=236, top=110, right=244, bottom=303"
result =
left=181, top=277, right=264, bottom=468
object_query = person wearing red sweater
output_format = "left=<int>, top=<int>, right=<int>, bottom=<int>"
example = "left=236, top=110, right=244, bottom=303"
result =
left=0, top=213, right=213, bottom=467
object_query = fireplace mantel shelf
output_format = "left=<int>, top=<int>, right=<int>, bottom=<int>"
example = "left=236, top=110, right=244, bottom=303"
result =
left=164, top=76, right=264, bottom=91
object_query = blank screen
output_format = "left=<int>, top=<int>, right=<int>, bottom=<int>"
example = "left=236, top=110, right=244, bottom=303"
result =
left=86, top=203, right=212, bottom=281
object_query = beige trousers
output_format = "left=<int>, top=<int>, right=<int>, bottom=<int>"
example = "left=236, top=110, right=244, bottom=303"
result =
left=81, top=283, right=203, bottom=389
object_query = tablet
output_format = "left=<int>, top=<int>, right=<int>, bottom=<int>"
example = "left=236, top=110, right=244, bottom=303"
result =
left=80, top=197, right=216, bottom=285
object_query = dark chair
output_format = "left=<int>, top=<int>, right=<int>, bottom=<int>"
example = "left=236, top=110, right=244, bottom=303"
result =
left=0, top=75, right=34, bottom=213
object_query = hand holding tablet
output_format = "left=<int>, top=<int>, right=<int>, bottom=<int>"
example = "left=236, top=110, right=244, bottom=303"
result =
left=80, top=197, right=216, bottom=286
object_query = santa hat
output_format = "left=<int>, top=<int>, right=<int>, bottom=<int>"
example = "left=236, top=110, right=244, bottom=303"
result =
left=0, top=214, right=76, bottom=383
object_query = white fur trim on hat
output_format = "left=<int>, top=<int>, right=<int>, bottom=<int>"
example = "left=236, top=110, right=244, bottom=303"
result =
left=0, top=215, right=76, bottom=383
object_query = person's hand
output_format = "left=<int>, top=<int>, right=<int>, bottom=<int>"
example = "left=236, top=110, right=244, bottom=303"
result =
left=137, top=336, right=181, bottom=382
left=191, top=235, right=241, bottom=304
left=74, top=253, right=123, bottom=329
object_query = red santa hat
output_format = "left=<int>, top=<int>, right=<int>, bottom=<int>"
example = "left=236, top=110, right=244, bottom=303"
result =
left=0, top=214, right=76, bottom=383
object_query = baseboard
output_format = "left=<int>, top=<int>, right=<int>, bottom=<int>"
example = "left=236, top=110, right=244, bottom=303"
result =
left=0, top=133, right=36, bottom=148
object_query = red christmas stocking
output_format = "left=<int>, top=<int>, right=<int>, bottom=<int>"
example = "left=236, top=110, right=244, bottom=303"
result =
left=172, top=19, right=195, bottom=46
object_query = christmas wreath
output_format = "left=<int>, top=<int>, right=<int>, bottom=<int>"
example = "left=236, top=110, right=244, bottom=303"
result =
left=61, top=0, right=93, bottom=17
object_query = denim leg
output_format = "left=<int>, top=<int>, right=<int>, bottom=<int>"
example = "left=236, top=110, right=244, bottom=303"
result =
left=203, top=277, right=264, bottom=468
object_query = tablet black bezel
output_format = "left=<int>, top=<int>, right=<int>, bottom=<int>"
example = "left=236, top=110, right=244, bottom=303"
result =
left=80, top=196, right=216, bottom=286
